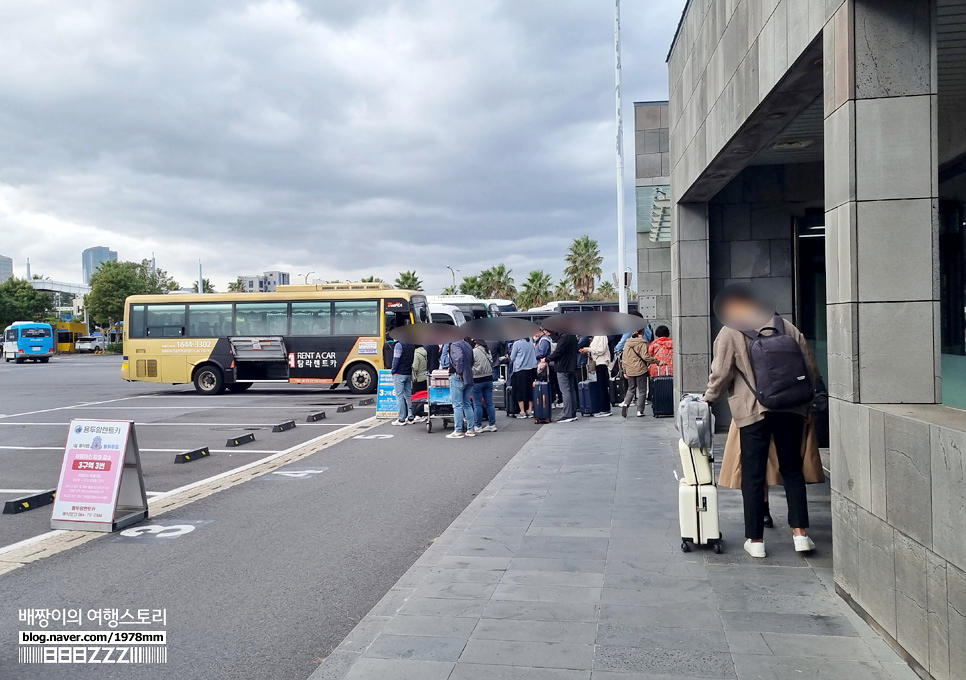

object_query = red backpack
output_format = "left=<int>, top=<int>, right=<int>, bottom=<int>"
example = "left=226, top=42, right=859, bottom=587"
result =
left=648, top=337, right=673, bottom=377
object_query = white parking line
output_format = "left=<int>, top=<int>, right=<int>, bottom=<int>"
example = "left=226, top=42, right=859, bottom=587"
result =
left=0, top=422, right=344, bottom=427
left=0, top=445, right=284, bottom=454
left=0, top=396, right=144, bottom=420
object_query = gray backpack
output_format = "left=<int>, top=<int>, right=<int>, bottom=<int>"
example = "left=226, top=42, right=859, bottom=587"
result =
left=678, top=394, right=714, bottom=451
left=739, top=317, right=814, bottom=410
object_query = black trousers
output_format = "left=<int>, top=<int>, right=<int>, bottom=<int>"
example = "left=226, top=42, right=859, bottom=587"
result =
left=738, top=412, right=809, bottom=540
left=595, top=365, right=610, bottom=413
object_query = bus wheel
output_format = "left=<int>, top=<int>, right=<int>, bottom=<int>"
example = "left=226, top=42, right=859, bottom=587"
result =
left=346, top=363, right=376, bottom=394
left=193, top=365, right=225, bottom=395
left=226, top=382, right=252, bottom=393
left=14, top=357, right=24, bottom=364
left=39, top=357, right=49, bottom=363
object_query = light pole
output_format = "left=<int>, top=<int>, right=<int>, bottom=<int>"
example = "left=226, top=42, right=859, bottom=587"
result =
left=614, top=0, right=628, bottom=314
left=300, top=271, right=315, bottom=285
left=446, top=266, right=459, bottom=291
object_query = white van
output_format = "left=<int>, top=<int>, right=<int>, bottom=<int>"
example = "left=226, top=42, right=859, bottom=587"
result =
left=426, top=295, right=490, bottom=320
left=75, top=336, right=107, bottom=353
left=429, top=303, right=467, bottom=326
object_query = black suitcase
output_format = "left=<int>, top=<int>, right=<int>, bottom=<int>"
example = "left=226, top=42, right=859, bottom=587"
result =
left=505, top=382, right=520, bottom=416
left=578, top=380, right=600, bottom=416
left=651, top=375, right=674, bottom=417
left=532, top=381, right=552, bottom=423
left=610, top=375, right=627, bottom=406
left=493, top=380, right=506, bottom=410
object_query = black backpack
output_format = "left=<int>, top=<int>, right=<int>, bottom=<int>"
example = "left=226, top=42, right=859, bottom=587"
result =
left=739, top=317, right=814, bottom=410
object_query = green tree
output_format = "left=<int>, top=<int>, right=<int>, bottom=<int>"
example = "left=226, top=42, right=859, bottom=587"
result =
left=517, top=270, right=553, bottom=311
left=553, top=279, right=575, bottom=300
left=0, top=277, right=54, bottom=327
left=394, top=270, right=423, bottom=291
left=564, top=235, right=603, bottom=301
left=361, top=275, right=384, bottom=283
left=479, top=264, right=516, bottom=299
left=191, top=278, right=216, bottom=293
left=595, top=281, right=616, bottom=300
left=85, top=260, right=179, bottom=326
left=441, top=285, right=458, bottom=295
left=228, top=278, right=245, bottom=292
left=459, top=275, right=484, bottom=297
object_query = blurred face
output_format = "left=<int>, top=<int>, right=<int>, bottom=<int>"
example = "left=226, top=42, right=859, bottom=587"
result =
left=721, top=297, right=771, bottom=329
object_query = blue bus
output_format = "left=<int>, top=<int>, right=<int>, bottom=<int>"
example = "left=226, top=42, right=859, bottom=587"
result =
left=2, top=322, right=55, bottom=363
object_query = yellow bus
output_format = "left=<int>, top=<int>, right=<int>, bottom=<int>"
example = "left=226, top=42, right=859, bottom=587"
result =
left=121, top=283, right=428, bottom=395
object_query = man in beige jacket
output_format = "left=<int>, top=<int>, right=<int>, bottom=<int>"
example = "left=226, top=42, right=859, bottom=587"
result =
left=704, top=288, right=818, bottom=559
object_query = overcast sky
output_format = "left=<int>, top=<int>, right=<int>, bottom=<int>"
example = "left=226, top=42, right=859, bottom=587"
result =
left=0, top=0, right=684, bottom=294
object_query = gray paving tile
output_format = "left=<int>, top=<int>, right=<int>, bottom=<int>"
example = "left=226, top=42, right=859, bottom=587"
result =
left=724, top=631, right=773, bottom=655
left=600, top=604, right=724, bottom=631
left=362, top=634, right=466, bottom=662
left=436, top=556, right=512, bottom=570
left=600, top=583, right=709, bottom=607
left=396, top=597, right=488, bottom=619
left=492, top=583, right=602, bottom=604
left=459, top=639, right=595, bottom=670
left=381, top=615, right=479, bottom=639
left=425, top=567, right=505, bottom=583
left=721, top=611, right=858, bottom=637
left=450, top=664, right=590, bottom=680
left=758, top=632, right=877, bottom=661
left=307, top=650, right=360, bottom=680
left=413, top=581, right=497, bottom=600
left=502, top=569, right=604, bottom=588
left=483, top=600, right=600, bottom=623
left=472, top=618, right=598, bottom=644
left=590, top=672, right=709, bottom=680
left=508, top=557, right=607, bottom=573
left=596, top=623, right=730, bottom=652
left=594, top=646, right=737, bottom=678
left=342, top=658, right=455, bottom=680
left=527, top=526, right=612, bottom=538
left=337, top=616, right=392, bottom=653
left=713, top=591, right=844, bottom=616
left=731, top=654, right=894, bottom=680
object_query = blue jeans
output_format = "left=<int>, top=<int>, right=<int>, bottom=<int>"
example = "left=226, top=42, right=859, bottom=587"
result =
left=450, top=375, right=473, bottom=433
left=472, top=381, right=496, bottom=428
left=393, top=374, right=412, bottom=422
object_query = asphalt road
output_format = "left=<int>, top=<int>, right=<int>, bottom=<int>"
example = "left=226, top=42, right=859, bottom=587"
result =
left=0, top=354, right=539, bottom=679
left=0, top=354, right=374, bottom=548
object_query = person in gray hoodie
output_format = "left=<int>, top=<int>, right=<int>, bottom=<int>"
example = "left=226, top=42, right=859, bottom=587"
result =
left=447, top=337, right=476, bottom=439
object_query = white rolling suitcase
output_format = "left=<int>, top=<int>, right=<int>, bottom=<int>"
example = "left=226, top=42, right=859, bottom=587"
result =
left=678, top=482, right=722, bottom=553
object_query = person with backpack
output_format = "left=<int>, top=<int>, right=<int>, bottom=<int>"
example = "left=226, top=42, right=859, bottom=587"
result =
left=446, top=337, right=476, bottom=439
left=580, top=335, right=612, bottom=417
left=471, top=339, right=497, bottom=433
left=647, top=325, right=674, bottom=378
left=619, top=330, right=656, bottom=418
left=509, top=335, right=538, bottom=418
left=703, top=284, right=819, bottom=559
left=390, top=341, right=417, bottom=426
left=548, top=332, right=578, bottom=423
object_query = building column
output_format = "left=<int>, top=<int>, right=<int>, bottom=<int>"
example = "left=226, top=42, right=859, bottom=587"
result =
left=670, top=202, right=711, bottom=398
left=823, top=0, right=939, bottom=406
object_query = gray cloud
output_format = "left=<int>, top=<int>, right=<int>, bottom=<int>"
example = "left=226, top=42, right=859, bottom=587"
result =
left=0, top=0, right=684, bottom=293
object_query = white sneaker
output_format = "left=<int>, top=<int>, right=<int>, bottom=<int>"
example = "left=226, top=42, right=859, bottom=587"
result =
left=483, top=425, right=497, bottom=432
left=391, top=420, right=407, bottom=426
left=594, top=411, right=612, bottom=418
left=445, top=431, right=464, bottom=439
left=744, top=540, right=766, bottom=558
left=793, top=535, right=816, bottom=552
left=636, top=411, right=646, bottom=417
left=473, top=426, right=483, bottom=434
left=412, top=416, right=427, bottom=423
left=464, top=429, right=476, bottom=437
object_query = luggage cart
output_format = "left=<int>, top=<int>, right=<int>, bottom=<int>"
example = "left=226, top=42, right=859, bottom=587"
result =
left=426, top=371, right=454, bottom=433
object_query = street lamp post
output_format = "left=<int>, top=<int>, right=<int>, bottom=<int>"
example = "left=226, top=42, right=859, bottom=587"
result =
left=299, top=271, right=315, bottom=285
left=614, top=0, right=628, bottom=314
left=446, top=266, right=459, bottom=291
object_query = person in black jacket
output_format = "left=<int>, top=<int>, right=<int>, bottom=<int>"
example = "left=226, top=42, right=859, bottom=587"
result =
left=548, top=333, right=578, bottom=423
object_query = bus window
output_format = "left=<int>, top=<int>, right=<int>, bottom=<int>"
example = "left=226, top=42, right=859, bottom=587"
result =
left=129, top=305, right=146, bottom=338
left=145, top=304, right=186, bottom=337
left=333, top=301, right=378, bottom=336
left=21, top=326, right=51, bottom=338
left=291, top=302, right=332, bottom=336
left=188, top=303, right=233, bottom=337
left=235, top=302, right=289, bottom=336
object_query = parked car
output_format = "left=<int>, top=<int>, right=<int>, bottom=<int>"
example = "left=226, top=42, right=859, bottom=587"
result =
left=75, top=336, right=107, bottom=353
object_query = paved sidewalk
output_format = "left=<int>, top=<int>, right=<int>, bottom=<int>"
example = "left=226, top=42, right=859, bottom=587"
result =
left=309, top=415, right=916, bottom=680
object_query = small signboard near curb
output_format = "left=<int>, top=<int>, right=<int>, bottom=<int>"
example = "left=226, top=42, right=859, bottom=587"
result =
left=376, top=369, right=396, bottom=419
left=50, top=420, right=148, bottom=533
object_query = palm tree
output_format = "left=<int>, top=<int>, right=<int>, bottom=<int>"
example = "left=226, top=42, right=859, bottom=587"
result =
left=518, top=270, right=553, bottom=310
left=227, top=278, right=245, bottom=292
left=554, top=279, right=575, bottom=300
left=460, top=275, right=484, bottom=297
left=361, top=275, right=383, bottom=283
left=191, top=278, right=216, bottom=293
left=394, top=271, right=423, bottom=291
left=481, top=264, right=516, bottom=299
left=441, top=285, right=458, bottom=295
left=596, top=281, right=617, bottom=300
left=564, top=235, right=603, bottom=301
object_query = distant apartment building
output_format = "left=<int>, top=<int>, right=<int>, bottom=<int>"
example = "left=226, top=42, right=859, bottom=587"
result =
left=81, top=246, right=117, bottom=284
left=239, top=270, right=290, bottom=293
left=0, top=254, right=12, bottom=283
